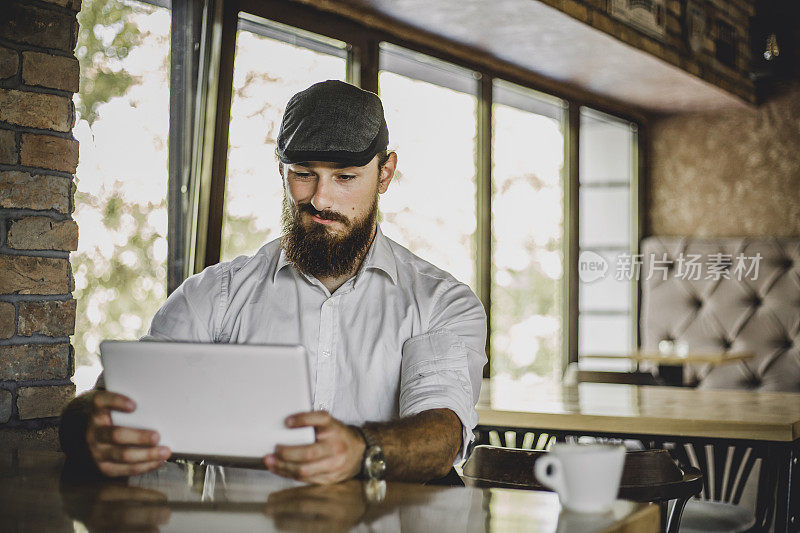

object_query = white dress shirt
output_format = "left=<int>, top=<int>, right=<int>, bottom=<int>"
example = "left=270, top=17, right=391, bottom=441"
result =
left=144, top=227, right=487, bottom=461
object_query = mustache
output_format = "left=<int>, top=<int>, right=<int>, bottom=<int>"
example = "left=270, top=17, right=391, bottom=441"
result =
left=296, top=203, right=349, bottom=225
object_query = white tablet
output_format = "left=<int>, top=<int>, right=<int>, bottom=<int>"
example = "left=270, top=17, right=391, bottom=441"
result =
left=99, top=340, right=315, bottom=463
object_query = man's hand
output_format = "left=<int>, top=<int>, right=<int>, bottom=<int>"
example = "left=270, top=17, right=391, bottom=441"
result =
left=85, top=390, right=171, bottom=477
left=263, top=481, right=367, bottom=529
left=264, top=411, right=365, bottom=484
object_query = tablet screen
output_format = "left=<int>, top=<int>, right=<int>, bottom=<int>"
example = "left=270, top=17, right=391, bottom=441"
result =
left=100, top=340, right=315, bottom=460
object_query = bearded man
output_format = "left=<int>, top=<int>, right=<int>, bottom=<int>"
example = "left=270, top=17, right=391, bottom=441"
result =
left=60, top=80, right=487, bottom=485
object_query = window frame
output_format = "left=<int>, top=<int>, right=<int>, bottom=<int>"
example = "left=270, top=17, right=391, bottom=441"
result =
left=576, top=107, right=642, bottom=367
left=173, top=0, right=645, bottom=376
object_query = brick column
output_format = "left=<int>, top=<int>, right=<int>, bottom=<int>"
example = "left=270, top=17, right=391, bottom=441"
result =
left=0, top=0, right=81, bottom=449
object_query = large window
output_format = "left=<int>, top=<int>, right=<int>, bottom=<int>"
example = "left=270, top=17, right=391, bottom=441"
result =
left=220, top=16, right=348, bottom=262
left=72, top=0, right=171, bottom=393
left=163, top=5, right=641, bottom=380
left=577, top=109, right=638, bottom=371
left=378, top=43, right=478, bottom=288
left=491, top=81, right=565, bottom=381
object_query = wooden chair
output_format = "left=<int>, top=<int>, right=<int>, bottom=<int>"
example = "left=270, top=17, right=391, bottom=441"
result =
left=461, top=445, right=702, bottom=533
left=665, top=442, right=760, bottom=532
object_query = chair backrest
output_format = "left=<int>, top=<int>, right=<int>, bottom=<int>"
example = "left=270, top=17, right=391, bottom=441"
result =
left=462, top=445, right=702, bottom=503
left=462, top=445, right=542, bottom=488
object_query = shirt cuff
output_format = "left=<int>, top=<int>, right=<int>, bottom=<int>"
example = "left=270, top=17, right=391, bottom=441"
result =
left=400, top=328, right=481, bottom=464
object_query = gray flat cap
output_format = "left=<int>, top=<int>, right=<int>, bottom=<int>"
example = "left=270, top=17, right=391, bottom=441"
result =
left=276, top=80, right=389, bottom=167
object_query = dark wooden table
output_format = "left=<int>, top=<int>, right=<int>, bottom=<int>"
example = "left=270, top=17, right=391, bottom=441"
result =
left=0, top=448, right=658, bottom=532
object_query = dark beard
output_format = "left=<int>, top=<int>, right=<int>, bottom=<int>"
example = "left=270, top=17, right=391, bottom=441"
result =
left=281, top=195, right=378, bottom=279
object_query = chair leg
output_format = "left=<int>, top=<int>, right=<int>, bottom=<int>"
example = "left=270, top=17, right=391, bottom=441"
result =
left=666, top=497, right=689, bottom=533
left=659, top=502, right=668, bottom=532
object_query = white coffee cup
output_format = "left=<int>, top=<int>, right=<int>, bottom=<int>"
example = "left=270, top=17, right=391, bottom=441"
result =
left=534, top=443, right=626, bottom=514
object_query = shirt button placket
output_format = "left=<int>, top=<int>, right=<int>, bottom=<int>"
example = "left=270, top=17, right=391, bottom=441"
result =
left=316, top=298, right=335, bottom=412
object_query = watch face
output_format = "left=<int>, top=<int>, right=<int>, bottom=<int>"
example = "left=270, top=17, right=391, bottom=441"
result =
left=364, top=445, right=386, bottom=480
left=364, top=478, right=386, bottom=504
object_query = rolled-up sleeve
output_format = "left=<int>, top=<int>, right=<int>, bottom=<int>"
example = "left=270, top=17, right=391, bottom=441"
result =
left=399, top=282, right=487, bottom=463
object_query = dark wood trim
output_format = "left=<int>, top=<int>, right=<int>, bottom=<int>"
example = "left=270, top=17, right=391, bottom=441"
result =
left=237, top=0, right=368, bottom=46
left=633, top=121, right=645, bottom=350
left=188, top=0, right=226, bottom=275
left=358, top=38, right=380, bottom=94
left=202, top=0, right=239, bottom=268
left=476, top=74, right=492, bottom=378
left=565, top=102, right=580, bottom=367
left=641, top=120, right=652, bottom=241
left=168, top=0, right=203, bottom=293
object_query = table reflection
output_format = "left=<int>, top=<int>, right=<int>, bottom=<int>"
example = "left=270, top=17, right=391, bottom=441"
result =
left=60, top=458, right=485, bottom=532
left=0, top=449, right=656, bottom=532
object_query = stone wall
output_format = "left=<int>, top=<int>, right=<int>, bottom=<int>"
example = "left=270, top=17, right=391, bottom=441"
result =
left=647, top=3, right=800, bottom=239
left=544, top=0, right=756, bottom=103
left=0, top=0, right=81, bottom=449
left=647, top=80, right=800, bottom=237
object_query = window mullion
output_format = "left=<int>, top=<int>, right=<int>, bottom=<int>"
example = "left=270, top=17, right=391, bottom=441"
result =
left=184, top=0, right=227, bottom=277
left=564, top=101, right=580, bottom=372
left=168, top=0, right=204, bottom=293
left=201, top=0, right=238, bottom=269
left=631, top=123, right=643, bottom=351
left=359, top=37, right=380, bottom=93
left=476, top=73, right=492, bottom=377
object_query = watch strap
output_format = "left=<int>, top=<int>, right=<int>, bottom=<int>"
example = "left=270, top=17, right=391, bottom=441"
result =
left=358, top=425, right=379, bottom=449
left=351, top=425, right=383, bottom=479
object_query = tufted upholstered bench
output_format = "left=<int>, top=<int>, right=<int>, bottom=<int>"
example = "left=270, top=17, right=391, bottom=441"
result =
left=640, top=237, right=800, bottom=392
left=639, top=237, right=800, bottom=531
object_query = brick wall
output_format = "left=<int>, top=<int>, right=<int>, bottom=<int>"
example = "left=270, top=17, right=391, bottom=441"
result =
left=0, top=0, right=81, bottom=449
left=544, top=0, right=756, bottom=104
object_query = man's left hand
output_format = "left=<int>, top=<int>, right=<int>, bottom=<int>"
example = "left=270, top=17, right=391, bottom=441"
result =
left=264, top=411, right=365, bottom=484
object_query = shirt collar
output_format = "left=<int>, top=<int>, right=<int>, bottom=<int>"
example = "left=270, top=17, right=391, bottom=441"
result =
left=274, top=246, right=293, bottom=283
left=273, top=225, right=398, bottom=285
left=359, top=226, right=398, bottom=285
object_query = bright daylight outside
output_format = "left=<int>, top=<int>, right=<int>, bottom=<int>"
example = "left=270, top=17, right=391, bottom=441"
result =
left=491, top=81, right=564, bottom=388
left=71, top=6, right=569, bottom=394
left=220, top=17, right=348, bottom=261
left=71, top=0, right=170, bottom=393
left=578, top=110, right=635, bottom=371
left=378, top=49, right=478, bottom=289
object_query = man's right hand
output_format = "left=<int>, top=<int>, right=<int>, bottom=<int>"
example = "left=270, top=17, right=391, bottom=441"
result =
left=86, top=390, right=171, bottom=477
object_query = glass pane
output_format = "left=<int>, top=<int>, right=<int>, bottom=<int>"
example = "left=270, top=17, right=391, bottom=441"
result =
left=580, top=108, right=632, bottom=184
left=491, top=80, right=564, bottom=380
left=578, top=314, right=632, bottom=357
left=220, top=17, right=348, bottom=262
left=577, top=107, right=636, bottom=371
left=378, top=45, right=478, bottom=288
left=579, top=250, right=632, bottom=313
left=579, top=187, right=630, bottom=248
left=72, top=0, right=171, bottom=393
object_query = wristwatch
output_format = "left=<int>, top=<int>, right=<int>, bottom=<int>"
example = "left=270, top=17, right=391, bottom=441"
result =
left=355, top=426, right=386, bottom=481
